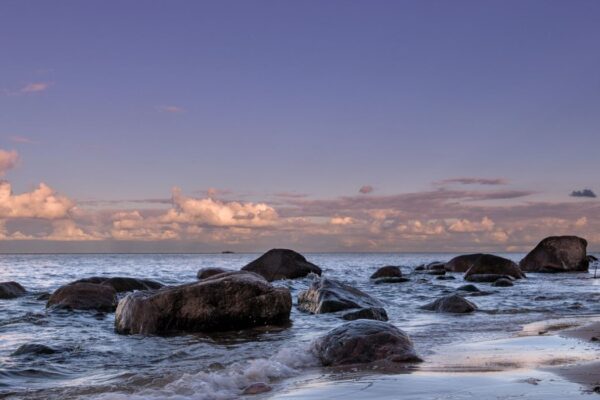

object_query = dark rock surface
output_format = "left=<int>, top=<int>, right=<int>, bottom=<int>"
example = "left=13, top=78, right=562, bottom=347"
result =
left=11, top=344, right=56, bottom=356
left=242, top=249, right=322, bottom=281
left=197, top=267, right=231, bottom=280
left=464, top=254, right=525, bottom=280
left=465, top=274, right=514, bottom=283
left=47, top=283, right=118, bottom=312
left=342, top=307, right=388, bottom=321
left=421, top=294, right=477, bottom=313
left=492, top=278, right=514, bottom=287
left=72, top=276, right=163, bottom=293
left=373, top=277, right=410, bottom=284
left=444, top=254, right=484, bottom=272
left=0, top=281, right=26, bottom=299
left=312, top=320, right=422, bottom=366
left=520, top=236, right=589, bottom=273
left=115, top=271, right=292, bottom=335
left=370, top=266, right=402, bottom=279
left=242, top=382, right=272, bottom=395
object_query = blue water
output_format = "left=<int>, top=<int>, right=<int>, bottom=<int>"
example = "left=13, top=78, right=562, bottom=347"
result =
left=1, top=253, right=600, bottom=399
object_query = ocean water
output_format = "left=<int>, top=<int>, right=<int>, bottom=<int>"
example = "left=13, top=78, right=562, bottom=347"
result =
left=1, top=252, right=600, bottom=399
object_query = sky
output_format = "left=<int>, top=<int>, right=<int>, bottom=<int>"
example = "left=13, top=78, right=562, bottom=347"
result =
left=0, top=0, right=599, bottom=253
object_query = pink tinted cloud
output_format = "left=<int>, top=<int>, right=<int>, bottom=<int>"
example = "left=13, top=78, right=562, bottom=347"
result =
left=21, top=82, right=52, bottom=93
left=0, top=149, right=19, bottom=176
left=359, top=185, right=374, bottom=194
left=9, top=136, right=39, bottom=145
left=436, top=177, right=508, bottom=186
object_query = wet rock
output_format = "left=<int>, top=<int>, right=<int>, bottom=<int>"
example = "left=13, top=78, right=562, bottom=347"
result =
left=47, top=283, right=118, bottom=312
left=312, top=320, right=422, bottom=366
left=373, top=277, right=410, bottom=284
left=36, top=292, right=51, bottom=301
left=414, top=265, right=425, bottom=271
left=425, top=270, right=446, bottom=276
left=426, top=261, right=446, bottom=271
left=197, top=267, right=231, bottom=280
left=464, top=254, right=525, bottom=280
left=370, top=266, right=402, bottom=279
left=242, top=382, right=272, bottom=395
left=12, top=344, right=56, bottom=356
left=457, top=284, right=480, bottom=292
left=342, top=307, right=388, bottom=321
left=589, top=255, right=599, bottom=262
left=436, top=275, right=456, bottom=280
left=241, top=249, right=322, bottom=281
left=298, top=277, right=386, bottom=315
left=115, top=271, right=291, bottom=335
left=520, top=236, right=589, bottom=273
left=0, top=281, right=26, bottom=299
left=465, top=274, right=514, bottom=283
left=72, top=277, right=163, bottom=293
left=444, top=254, right=484, bottom=272
left=421, top=294, right=477, bottom=313
left=492, top=278, right=514, bottom=287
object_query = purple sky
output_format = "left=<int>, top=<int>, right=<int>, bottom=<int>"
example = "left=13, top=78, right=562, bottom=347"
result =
left=0, top=1, right=599, bottom=252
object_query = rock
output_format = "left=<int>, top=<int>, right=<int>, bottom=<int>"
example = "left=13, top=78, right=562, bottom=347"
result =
left=242, top=382, right=272, bottom=395
left=444, top=254, right=484, bottom=272
left=492, top=278, right=514, bottom=287
left=197, top=267, right=230, bottom=280
left=342, top=307, right=388, bottom=321
left=426, top=261, right=446, bottom=271
left=47, top=283, right=118, bottom=312
left=520, top=236, right=589, bottom=272
left=0, top=281, right=26, bottom=299
left=298, top=277, right=385, bottom=315
left=36, top=292, right=51, bottom=301
left=436, top=276, right=456, bottom=280
left=421, top=294, right=477, bottom=313
left=241, top=249, right=322, bottom=281
left=464, top=254, right=525, bottom=280
left=589, top=255, right=599, bottom=262
left=373, top=277, right=410, bottom=284
left=115, top=271, right=291, bottom=335
left=425, top=270, right=446, bottom=276
left=11, top=344, right=56, bottom=356
left=370, top=266, right=402, bottom=279
left=456, top=284, right=480, bottom=292
left=414, top=265, right=425, bottom=271
left=465, top=274, right=513, bottom=283
left=72, top=277, right=163, bottom=293
left=312, top=320, right=422, bottom=366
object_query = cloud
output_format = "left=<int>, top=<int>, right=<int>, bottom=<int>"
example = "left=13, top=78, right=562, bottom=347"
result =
left=0, top=181, right=74, bottom=219
left=0, top=149, right=19, bottom=176
left=570, top=189, right=597, bottom=198
left=21, top=82, right=52, bottom=93
left=436, top=177, right=508, bottom=186
left=9, top=136, right=39, bottom=145
left=359, top=185, right=374, bottom=194
left=448, top=217, right=495, bottom=233
left=157, top=105, right=185, bottom=113
left=330, top=216, right=354, bottom=225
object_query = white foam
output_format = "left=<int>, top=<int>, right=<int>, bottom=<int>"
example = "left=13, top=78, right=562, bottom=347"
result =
left=89, top=344, right=319, bottom=400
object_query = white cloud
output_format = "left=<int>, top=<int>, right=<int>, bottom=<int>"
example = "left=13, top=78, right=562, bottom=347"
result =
left=0, top=181, right=74, bottom=219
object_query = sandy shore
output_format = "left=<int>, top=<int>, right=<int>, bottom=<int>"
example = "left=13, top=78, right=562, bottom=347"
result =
left=270, top=316, right=600, bottom=399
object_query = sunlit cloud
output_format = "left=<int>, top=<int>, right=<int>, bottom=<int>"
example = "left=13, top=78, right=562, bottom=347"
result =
left=21, top=82, right=52, bottom=93
left=0, top=149, right=19, bottom=176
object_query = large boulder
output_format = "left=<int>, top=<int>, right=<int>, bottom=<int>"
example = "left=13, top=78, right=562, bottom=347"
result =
left=444, top=254, right=484, bottom=272
left=519, top=236, right=589, bottom=273
left=47, top=283, right=117, bottom=312
left=72, top=277, right=163, bottom=293
left=115, top=271, right=292, bottom=335
left=464, top=254, right=525, bottom=280
left=298, top=277, right=387, bottom=320
left=312, top=320, right=422, bottom=366
left=370, top=266, right=402, bottom=279
left=0, top=281, right=26, bottom=299
left=12, top=344, right=57, bottom=356
left=197, top=267, right=231, bottom=280
left=421, top=294, right=477, bottom=313
left=241, top=249, right=322, bottom=281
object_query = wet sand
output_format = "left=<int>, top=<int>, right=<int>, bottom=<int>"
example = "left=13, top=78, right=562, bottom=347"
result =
left=271, top=316, right=600, bottom=399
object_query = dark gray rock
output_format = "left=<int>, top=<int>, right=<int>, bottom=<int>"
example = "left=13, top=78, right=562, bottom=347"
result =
left=242, top=249, right=322, bottom=281
left=520, top=236, right=589, bottom=273
left=370, top=266, right=402, bottom=279
left=312, top=320, right=422, bottom=366
left=373, top=277, right=410, bottom=284
left=0, top=281, right=26, bottom=299
left=422, top=294, right=477, bottom=313
left=445, top=254, right=484, bottom=272
left=298, top=277, right=385, bottom=314
left=72, top=277, right=163, bottom=293
left=492, top=278, right=514, bottom=287
left=464, top=254, right=525, bottom=280
left=197, top=267, right=231, bottom=280
left=436, top=275, right=456, bottom=280
left=115, top=271, right=291, bottom=335
left=47, top=283, right=118, bottom=312
left=456, top=284, right=480, bottom=292
left=465, top=274, right=514, bottom=283
left=342, top=307, right=388, bottom=321
left=12, top=344, right=56, bottom=356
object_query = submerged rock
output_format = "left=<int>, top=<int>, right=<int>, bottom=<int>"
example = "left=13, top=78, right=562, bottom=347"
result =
left=197, top=267, right=231, bottom=280
left=242, top=382, right=272, bottom=395
left=312, top=320, right=422, bottom=366
left=421, top=294, right=477, bottom=313
left=520, top=236, right=589, bottom=273
left=373, top=277, right=410, bottom=284
left=241, top=249, right=322, bottom=281
left=464, top=254, right=525, bottom=280
left=12, top=344, right=56, bottom=356
left=0, top=281, right=26, bottom=299
left=115, top=271, right=292, bottom=335
left=492, top=278, right=514, bottom=287
left=298, top=277, right=386, bottom=316
left=436, top=276, right=456, bottom=281
left=370, top=266, right=402, bottom=279
left=342, top=307, right=388, bottom=321
left=456, top=284, right=480, bottom=292
left=36, top=292, right=51, bottom=301
left=47, top=283, right=118, bottom=312
left=71, top=277, right=163, bottom=293
left=465, top=274, right=514, bottom=283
